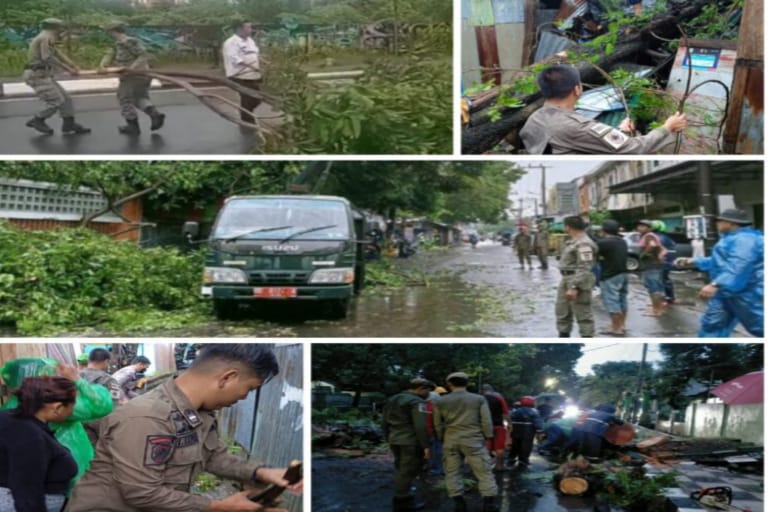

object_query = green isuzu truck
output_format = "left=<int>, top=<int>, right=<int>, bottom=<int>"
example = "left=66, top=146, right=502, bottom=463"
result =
left=184, top=195, right=366, bottom=320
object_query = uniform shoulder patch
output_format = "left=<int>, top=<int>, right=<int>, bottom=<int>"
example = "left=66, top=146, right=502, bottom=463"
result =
left=602, top=129, right=629, bottom=149
left=589, top=122, right=613, bottom=136
left=144, top=435, right=175, bottom=466
left=577, top=245, right=594, bottom=262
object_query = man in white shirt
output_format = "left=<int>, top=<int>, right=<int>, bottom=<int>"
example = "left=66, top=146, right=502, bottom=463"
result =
left=222, top=20, right=261, bottom=123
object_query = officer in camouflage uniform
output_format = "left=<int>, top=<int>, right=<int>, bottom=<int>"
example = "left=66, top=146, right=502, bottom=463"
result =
left=520, top=65, right=687, bottom=154
left=66, top=344, right=301, bottom=512
left=556, top=216, right=598, bottom=337
left=382, top=378, right=434, bottom=511
left=23, top=18, right=91, bottom=135
left=434, top=372, right=498, bottom=512
left=100, top=22, right=165, bottom=135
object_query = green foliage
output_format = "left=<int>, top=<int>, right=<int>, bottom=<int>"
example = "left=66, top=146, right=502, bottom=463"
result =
left=264, top=51, right=451, bottom=154
left=312, top=407, right=378, bottom=427
left=192, top=472, right=222, bottom=493
left=579, top=361, right=648, bottom=408
left=683, top=1, right=742, bottom=41
left=312, top=344, right=583, bottom=401
left=601, top=469, right=678, bottom=511
left=364, top=261, right=413, bottom=288
left=0, top=223, right=206, bottom=335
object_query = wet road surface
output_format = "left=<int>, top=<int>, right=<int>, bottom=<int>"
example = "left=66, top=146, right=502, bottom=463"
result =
left=312, top=450, right=595, bottom=512
left=0, top=87, right=278, bottom=154
left=145, top=243, right=734, bottom=338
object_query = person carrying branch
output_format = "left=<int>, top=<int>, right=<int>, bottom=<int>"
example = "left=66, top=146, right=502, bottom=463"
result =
left=23, top=18, right=91, bottom=136
left=100, top=21, right=166, bottom=135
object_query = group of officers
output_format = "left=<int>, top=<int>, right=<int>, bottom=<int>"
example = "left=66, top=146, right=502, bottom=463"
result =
left=21, top=18, right=263, bottom=136
left=383, top=375, right=623, bottom=512
left=553, top=210, right=763, bottom=338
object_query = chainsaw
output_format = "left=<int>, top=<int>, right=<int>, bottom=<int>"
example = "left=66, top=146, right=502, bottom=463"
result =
left=690, top=487, right=751, bottom=512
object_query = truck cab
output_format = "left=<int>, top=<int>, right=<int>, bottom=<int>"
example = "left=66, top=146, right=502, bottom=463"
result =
left=184, top=195, right=366, bottom=320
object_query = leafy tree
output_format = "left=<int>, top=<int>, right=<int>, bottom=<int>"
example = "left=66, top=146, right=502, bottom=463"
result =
left=578, top=361, right=650, bottom=409
left=655, top=344, right=763, bottom=408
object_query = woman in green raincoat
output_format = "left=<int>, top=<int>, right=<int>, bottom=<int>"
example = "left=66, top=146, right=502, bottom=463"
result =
left=0, top=358, right=113, bottom=485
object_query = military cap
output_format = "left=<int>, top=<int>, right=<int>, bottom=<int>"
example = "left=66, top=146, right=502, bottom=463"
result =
left=41, top=18, right=64, bottom=28
left=409, top=377, right=434, bottom=389
left=446, top=372, right=469, bottom=381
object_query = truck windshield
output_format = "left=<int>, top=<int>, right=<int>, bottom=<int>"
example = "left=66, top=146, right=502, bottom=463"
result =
left=212, top=198, right=350, bottom=241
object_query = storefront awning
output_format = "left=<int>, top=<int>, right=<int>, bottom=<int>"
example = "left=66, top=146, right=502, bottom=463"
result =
left=609, top=161, right=763, bottom=195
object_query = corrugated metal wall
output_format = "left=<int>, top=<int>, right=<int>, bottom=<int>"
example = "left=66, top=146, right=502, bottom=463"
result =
left=218, top=344, right=303, bottom=512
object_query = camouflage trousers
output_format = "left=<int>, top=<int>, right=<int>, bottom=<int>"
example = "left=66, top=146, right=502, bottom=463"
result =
left=555, top=278, right=595, bottom=337
left=117, top=77, right=153, bottom=120
left=23, top=70, right=74, bottom=119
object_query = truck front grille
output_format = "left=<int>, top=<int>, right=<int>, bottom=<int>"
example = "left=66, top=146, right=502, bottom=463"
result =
left=248, top=272, right=310, bottom=285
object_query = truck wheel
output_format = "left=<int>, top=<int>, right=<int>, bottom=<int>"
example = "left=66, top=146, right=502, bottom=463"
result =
left=626, top=256, right=640, bottom=272
left=213, top=300, right=240, bottom=321
left=327, top=298, right=350, bottom=320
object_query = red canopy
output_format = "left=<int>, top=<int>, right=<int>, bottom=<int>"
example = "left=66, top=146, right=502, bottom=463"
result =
left=711, top=371, right=763, bottom=405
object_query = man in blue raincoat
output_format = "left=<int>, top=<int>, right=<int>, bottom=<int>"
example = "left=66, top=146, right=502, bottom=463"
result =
left=676, top=209, right=763, bottom=337
left=575, top=404, right=623, bottom=460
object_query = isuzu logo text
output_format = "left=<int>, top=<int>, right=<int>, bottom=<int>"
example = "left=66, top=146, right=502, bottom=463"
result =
left=261, top=245, right=300, bottom=252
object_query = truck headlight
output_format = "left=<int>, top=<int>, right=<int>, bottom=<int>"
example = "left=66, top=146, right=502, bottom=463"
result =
left=203, top=267, right=248, bottom=284
left=309, top=268, right=354, bottom=284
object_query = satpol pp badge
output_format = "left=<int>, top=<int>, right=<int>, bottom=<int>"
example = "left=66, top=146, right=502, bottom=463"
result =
left=602, top=129, right=628, bottom=149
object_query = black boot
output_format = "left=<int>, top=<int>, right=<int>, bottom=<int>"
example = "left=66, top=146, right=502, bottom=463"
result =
left=119, top=118, right=140, bottom=135
left=62, top=117, right=91, bottom=134
left=452, top=495, right=467, bottom=512
left=482, top=496, right=499, bottom=512
left=558, top=332, right=570, bottom=338
left=26, top=116, right=54, bottom=135
left=144, top=106, right=165, bottom=131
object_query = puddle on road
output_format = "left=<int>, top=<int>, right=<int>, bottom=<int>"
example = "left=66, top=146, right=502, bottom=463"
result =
left=312, top=453, right=597, bottom=512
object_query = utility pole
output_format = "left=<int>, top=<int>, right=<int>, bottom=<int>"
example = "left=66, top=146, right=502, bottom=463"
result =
left=633, top=343, right=648, bottom=424
left=525, top=164, right=551, bottom=218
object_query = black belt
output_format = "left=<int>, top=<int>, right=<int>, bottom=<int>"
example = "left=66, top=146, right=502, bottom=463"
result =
left=561, top=270, right=576, bottom=275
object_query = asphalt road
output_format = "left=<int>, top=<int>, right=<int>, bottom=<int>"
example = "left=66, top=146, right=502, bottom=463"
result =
left=0, top=87, right=279, bottom=155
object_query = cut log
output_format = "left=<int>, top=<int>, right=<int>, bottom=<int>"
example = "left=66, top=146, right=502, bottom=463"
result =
left=636, top=435, right=672, bottom=451
left=559, top=476, right=589, bottom=495
left=462, top=0, right=715, bottom=154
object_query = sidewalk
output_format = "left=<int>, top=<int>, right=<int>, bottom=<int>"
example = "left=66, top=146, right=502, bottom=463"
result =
left=655, top=463, right=763, bottom=511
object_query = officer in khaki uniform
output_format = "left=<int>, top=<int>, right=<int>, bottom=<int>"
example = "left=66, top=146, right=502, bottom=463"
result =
left=533, top=219, right=550, bottom=269
left=66, top=344, right=301, bottom=512
left=520, top=65, right=687, bottom=155
left=513, top=224, right=533, bottom=269
left=23, top=18, right=90, bottom=135
left=79, top=348, right=123, bottom=445
left=556, top=216, right=598, bottom=337
left=382, top=378, right=434, bottom=511
left=434, top=373, right=498, bottom=512
left=100, top=22, right=165, bottom=135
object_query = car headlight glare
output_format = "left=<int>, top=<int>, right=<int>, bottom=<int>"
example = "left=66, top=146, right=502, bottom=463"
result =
left=309, top=268, right=355, bottom=284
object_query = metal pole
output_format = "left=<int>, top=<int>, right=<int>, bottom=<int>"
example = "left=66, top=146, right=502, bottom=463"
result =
left=633, top=343, right=648, bottom=423
left=541, top=166, right=547, bottom=217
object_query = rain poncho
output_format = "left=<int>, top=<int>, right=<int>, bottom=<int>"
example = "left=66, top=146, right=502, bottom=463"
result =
left=0, top=358, right=114, bottom=485
left=693, top=227, right=764, bottom=337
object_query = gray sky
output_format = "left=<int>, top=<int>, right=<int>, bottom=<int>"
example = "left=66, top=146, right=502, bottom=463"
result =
left=514, top=160, right=602, bottom=197
left=575, top=343, right=663, bottom=376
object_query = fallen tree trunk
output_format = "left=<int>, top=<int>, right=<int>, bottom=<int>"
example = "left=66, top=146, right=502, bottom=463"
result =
left=462, top=0, right=713, bottom=153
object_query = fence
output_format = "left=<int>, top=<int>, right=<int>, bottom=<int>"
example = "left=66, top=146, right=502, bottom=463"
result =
left=218, top=343, right=303, bottom=512
left=684, top=402, right=763, bottom=445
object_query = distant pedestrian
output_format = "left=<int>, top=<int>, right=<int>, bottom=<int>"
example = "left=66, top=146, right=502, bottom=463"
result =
left=533, top=220, right=550, bottom=269
left=514, top=225, right=533, bottom=269
left=382, top=378, right=433, bottom=511
left=596, top=219, right=629, bottom=335
left=636, top=219, right=667, bottom=317
left=23, top=18, right=91, bottom=135
left=481, top=384, right=510, bottom=472
left=222, top=20, right=262, bottom=124
left=111, top=356, right=151, bottom=401
left=676, top=209, right=763, bottom=337
left=100, top=21, right=165, bottom=135
left=652, top=220, right=677, bottom=305
left=555, top=216, right=598, bottom=337
left=434, top=373, right=498, bottom=512
left=507, top=396, right=542, bottom=469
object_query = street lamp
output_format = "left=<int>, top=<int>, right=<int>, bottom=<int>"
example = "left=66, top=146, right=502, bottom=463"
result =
left=545, top=377, right=558, bottom=389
